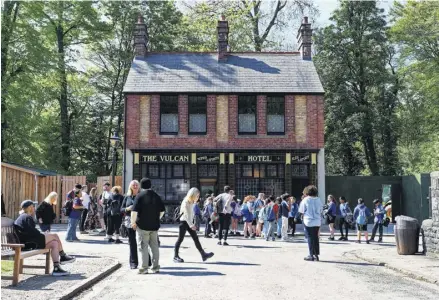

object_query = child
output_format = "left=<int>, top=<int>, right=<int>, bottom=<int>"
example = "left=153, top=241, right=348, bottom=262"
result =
left=265, top=197, right=276, bottom=241
left=203, top=196, right=214, bottom=238
left=275, top=197, right=282, bottom=238
left=288, top=197, right=298, bottom=237
left=66, top=191, right=84, bottom=242
left=326, top=195, right=337, bottom=240
left=193, top=198, right=202, bottom=233
left=280, top=194, right=291, bottom=241
left=338, top=196, right=352, bottom=241
left=369, top=199, right=385, bottom=243
left=241, top=196, right=255, bottom=238
left=353, top=198, right=372, bottom=244
left=231, top=196, right=242, bottom=235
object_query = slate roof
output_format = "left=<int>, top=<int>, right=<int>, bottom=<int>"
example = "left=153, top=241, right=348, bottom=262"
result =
left=123, top=52, right=324, bottom=94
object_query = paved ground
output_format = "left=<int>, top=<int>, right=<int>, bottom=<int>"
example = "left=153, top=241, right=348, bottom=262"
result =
left=67, top=224, right=438, bottom=300
left=2, top=224, right=438, bottom=300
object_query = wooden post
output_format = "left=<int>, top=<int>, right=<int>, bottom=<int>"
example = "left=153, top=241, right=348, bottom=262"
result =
left=12, top=247, right=21, bottom=286
left=56, top=175, right=62, bottom=223
left=19, top=258, right=24, bottom=274
left=45, top=250, right=51, bottom=274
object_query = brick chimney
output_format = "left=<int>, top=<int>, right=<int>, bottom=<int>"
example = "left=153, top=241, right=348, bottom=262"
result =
left=217, top=15, right=229, bottom=62
left=297, top=16, right=312, bottom=60
left=134, top=13, right=148, bottom=57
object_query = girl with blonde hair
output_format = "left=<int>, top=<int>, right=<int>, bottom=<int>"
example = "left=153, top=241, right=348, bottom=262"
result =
left=36, top=192, right=58, bottom=232
left=173, top=187, right=214, bottom=263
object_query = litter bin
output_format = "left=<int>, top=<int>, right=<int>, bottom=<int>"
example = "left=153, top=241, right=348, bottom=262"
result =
left=395, top=215, right=420, bottom=255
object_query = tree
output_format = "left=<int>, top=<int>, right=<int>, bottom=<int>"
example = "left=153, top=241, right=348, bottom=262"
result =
left=314, top=1, right=400, bottom=175
left=390, top=1, right=439, bottom=173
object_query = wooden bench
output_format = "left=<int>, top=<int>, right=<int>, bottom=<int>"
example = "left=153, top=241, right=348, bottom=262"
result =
left=1, top=217, right=50, bottom=286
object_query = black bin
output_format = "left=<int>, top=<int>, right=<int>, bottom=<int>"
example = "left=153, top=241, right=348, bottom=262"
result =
left=395, top=215, right=419, bottom=255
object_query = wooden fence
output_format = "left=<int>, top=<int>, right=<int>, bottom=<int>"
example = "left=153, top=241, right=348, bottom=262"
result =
left=96, top=176, right=123, bottom=196
left=1, top=163, right=85, bottom=222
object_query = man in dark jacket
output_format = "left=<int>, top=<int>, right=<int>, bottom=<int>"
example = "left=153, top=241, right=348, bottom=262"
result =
left=131, top=178, right=165, bottom=274
left=14, top=200, right=75, bottom=276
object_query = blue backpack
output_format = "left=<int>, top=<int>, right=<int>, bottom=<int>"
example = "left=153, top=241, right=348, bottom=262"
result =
left=356, top=207, right=367, bottom=225
left=266, top=205, right=276, bottom=222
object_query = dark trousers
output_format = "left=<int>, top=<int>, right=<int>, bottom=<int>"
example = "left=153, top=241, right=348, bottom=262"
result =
left=212, top=221, right=217, bottom=234
left=339, top=217, right=349, bottom=238
left=107, top=214, right=122, bottom=236
left=175, top=221, right=204, bottom=257
left=128, top=228, right=138, bottom=267
left=39, top=224, right=51, bottom=232
left=218, top=213, right=231, bottom=241
left=79, top=209, right=88, bottom=232
left=371, top=221, right=383, bottom=240
left=288, top=217, right=296, bottom=235
left=204, top=217, right=211, bottom=236
left=305, top=226, right=320, bottom=256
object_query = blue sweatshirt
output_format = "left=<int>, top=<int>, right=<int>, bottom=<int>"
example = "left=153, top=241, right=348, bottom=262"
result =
left=193, top=204, right=201, bottom=216
left=353, top=204, right=372, bottom=222
left=374, top=204, right=386, bottom=223
left=289, top=203, right=298, bottom=218
left=339, top=203, right=351, bottom=217
left=327, top=201, right=336, bottom=217
left=281, top=200, right=289, bottom=218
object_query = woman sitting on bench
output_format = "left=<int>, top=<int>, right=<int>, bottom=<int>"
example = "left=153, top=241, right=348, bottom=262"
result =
left=13, top=200, right=76, bottom=276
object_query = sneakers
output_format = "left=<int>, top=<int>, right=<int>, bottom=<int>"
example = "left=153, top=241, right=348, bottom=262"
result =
left=130, top=264, right=138, bottom=269
left=150, top=268, right=160, bottom=274
left=272, top=238, right=275, bottom=241
left=202, top=252, right=214, bottom=262
left=355, top=240, right=361, bottom=244
left=328, top=236, right=335, bottom=241
left=366, top=240, right=370, bottom=244
left=52, top=265, right=70, bottom=276
left=204, top=235, right=212, bottom=238
left=173, top=256, right=184, bottom=263
left=108, top=238, right=115, bottom=243
left=338, top=236, right=345, bottom=241
left=244, top=236, right=249, bottom=239
left=60, top=255, right=76, bottom=265
left=222, top=241, right=229, bottom=246
left=217, top=241, right=222, bottom=245
left=378, top=238, right=383, bottom=243
left=314, top=255, right=320, bottom=261
left=304, top=256, right=314, bottom=261
left=115, top=239, right=123, bottom=244
left=80, top=231, right=88, bottom=234
left=138, top=268, right=148, bottom=274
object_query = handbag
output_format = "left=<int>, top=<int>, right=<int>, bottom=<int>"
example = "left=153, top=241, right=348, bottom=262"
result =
left=123, top=215, right=132, bottom=229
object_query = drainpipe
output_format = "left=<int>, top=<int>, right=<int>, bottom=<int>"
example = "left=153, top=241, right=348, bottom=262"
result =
left=123, top=95, right=127, bottom=192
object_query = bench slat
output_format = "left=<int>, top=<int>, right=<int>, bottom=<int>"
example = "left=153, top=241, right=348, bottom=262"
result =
left=20, top=249, right=49, bottom=259
left=21, top=265, right=47, bottom=269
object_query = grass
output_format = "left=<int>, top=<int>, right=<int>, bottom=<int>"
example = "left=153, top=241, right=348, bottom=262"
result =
left=1, top=260, right=14, bottom=274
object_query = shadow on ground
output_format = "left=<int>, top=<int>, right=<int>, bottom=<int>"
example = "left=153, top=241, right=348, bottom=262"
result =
left=3, top=273, right=86, bottom=291
left=159, top=271, right=224, bottom=276
left=189, top=261, right=260, bottom=266
left=318, top=260, right=382, bottom=267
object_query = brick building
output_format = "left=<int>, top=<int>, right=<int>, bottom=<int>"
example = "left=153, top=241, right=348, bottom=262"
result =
left=123, top=15, right=325, bottom=207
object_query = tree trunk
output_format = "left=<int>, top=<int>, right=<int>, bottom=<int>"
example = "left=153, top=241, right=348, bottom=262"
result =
left=56, top=25, right=71, bottom=173
left=362, top=120, right=380, bottom=176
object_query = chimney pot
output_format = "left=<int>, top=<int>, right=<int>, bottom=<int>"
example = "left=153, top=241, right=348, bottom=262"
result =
left=137, top=13, right=144, bottom=24
left=217, top=17, right=229, bottom=62
left=134, top=14, right=148, bottom=57
left=303, top=16, right=308, bottom=24
left=221, top=14, right=226, bottom=21
left=297, top=16, right=312, bottom=60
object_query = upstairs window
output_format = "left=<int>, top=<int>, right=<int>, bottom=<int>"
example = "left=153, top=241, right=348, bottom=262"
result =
left=160, top=96, right=178, bottom=134
left=267, top=96, right=285, bottom=134
left=189, top=96, right=207, bottom=134
left=238, top=96, right=257, bottom=134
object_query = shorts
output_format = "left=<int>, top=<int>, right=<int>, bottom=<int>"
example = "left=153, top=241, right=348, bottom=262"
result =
left=232, top=214, right=241, bottom=220
left=326, top=215, right=336, bottom=224
left=251, top=219, right=257, bottom=226
left=357, top=224, right=367, bottom=231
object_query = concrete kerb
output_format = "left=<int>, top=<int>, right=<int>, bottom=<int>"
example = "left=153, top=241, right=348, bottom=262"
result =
left=350, top=250, right=439, bottom=287
left=59, top=259, right=121, bottom=300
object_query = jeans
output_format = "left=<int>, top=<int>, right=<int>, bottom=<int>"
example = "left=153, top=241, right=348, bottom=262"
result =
left=194, top=215, right=201, bottom=231
left=204, top=217, right=211, bottom=236
left=136, top=228, right=159, bottom=270
left=281, top=216, right=289, bottom=239
left=218, top=213, right=231, bottom=241
left=339, top=217, right=349, bottom=238
left=39, top=224, right=51, bottom=232
left=277, top=218, right=282, bottom=236
left=263, top=222, right=269, bottom=237
left=66, top=217, right=79, bottom=241
left=128, top=228, right=139, bottom=267
left=175, top=221, right=205, bottom=257
left=371, top=221, right=383, bottom=240
left=79, top=209, right=88, bottom=232
left=266, top=221, right=276, bottom=240
left=305, top=226, right=320, bottom=256
left=107, top=214, right=122, bottom=236
left=288, top=217, right=296, bottom=235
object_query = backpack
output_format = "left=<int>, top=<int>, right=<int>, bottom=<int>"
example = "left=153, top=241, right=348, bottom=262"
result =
left=233, top=203, right=242, bottom=217
left=63, top=200, right=73, bottom=217
left=214, top=195, right=224, bottom=214
left=345, top=212, right=354, bottom=224
left=267, top=205, right=275, bottom=222
left=356, top=207, right=368, bottom=225
left=259, top=206, right=267, bottom=222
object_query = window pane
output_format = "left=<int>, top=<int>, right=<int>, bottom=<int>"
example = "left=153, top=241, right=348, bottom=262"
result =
left=148, top=165, right=159, bottom=178
left=173, top=165, right=184, bottom=177
left=242, top=165, right=253, bottom=177
left=199, top=165, right=208, bottom=177
left=166, top=179, right=190, bottom=201
left=150, top=179, right=165, bottom=199
left=267, top=97, right=285, bottom=133
left=238, top=96, right=256, bottom=133
left=208, top=165, right=218, bottom=177
left=189, top=114, right=206, bottom=132
left=189, top=96, right=206, bottom=114
left=161, top=96, right=178, bottom=133
left=267, top=165, right=277, bottom=177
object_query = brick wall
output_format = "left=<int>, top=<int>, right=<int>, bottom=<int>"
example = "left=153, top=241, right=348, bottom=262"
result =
left=125, top=94, right=324, bottom=150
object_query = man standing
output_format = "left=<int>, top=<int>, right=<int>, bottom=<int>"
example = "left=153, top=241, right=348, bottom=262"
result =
left=131, top=178, right=165, bottom=274
left=280, top=194, right=291, bottom=241
left=99, top=182, right=112, bottom=233
left=67, top=184, right=82, bottom=202
left=214, top=186, right=233, bottom=246
left=79, top=185, right=90, bottom=234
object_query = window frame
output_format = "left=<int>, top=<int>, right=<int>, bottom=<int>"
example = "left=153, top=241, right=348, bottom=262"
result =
left=238, top=95, right=257, bottom=135
left=265, top=164, right=278, bottom=178
left=241, top=164, right=254, bottom=178
left=188, top=95, right=207, bottom=135
left=266, top=96, right=286, bottom=135
left=160, top=95, right=179, bottom=135
left=172, top=164, right=185, bottom=178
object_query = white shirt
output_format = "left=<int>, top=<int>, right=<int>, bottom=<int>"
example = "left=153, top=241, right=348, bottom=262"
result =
left=298, top=196, right=322, bottom=227
left=81, top=192, right=90, bottom=209
left=179, top=198, right=195, bottom=228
